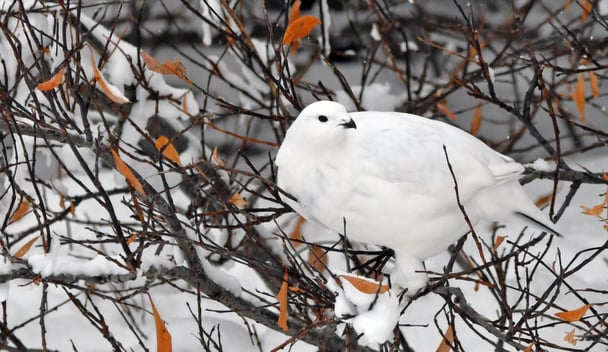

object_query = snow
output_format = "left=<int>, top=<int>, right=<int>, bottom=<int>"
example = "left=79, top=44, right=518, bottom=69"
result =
left=527, top=158, right=558, bottom=172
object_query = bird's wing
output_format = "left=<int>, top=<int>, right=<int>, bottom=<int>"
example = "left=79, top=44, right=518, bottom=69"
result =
left=349, top=111, right=521, bottom=202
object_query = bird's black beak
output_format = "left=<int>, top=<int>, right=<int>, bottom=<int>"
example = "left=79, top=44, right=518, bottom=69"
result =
left=340, top=117, right=357, bottom=129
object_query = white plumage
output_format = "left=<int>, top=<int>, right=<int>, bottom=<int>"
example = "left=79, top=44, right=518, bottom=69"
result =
left=275, top=101, right=559, bottom=292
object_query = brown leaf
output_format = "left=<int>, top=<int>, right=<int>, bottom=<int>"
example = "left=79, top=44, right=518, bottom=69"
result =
left=127, top=233, right=138, bottom=245
left=14, top=236, right=38, bottom=258
left=111, top=149, right=146, bottom=195
left=289, top=216, right=306, bottom=248
left=436, top=324, right=454, bottom=352
left=580, top=0, right=592, bottom=21
left=37, top=67, right=65, bottom=91
left=91, top=53, right=130, bottom=104
left=572, top=72, right=586, bottom=123
left=564, top=329, right=577, bottom=346
left=493, top=235, right=506, bottom=252
left=155, top=136, right=182, bottom=166
left=589, top=71, right=600, bottom=98
left=470, top=103, right=482, bottom=136
left=148, top=294, right=173, bottom=352
left=282, top=15, right=321, bottom=49
left=555, top=304, right=591, bottom=322
left=276, top=269, right=289, bottom=331
left=229, top=192, right=248, bottom=207
left=565, top=0, right=573, bottom=10
left=534, top=192, right=554, bottom=207
left=580, top=203, right=604, bottom=217
left=339, top=274, right=390, bottom=294
left=308, top=244, right=327, bottom=272
left=289, top=0, right=301, bottom=24
left=9, top=199, right=31, bottom=224
left=212, top=147, right=224, bottom=167
left=437, top=103, right=457, bottom=121
left=523, top=342, right=535, bottom=352
left=142, top=51, right=192, bottom=84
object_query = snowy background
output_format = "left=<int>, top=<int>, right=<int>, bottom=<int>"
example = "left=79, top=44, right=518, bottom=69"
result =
left=0, top=0, right=607, bottom=351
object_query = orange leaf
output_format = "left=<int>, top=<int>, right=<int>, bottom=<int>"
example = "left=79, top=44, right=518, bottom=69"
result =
left=289, top=0, right=301, bottom=24
left=436, top=324, right=454, bottom=352
left=69, top=202, right=76, bottom=216
left=572, top=72, right=586, bottom=123
left=308, top=244, right=327, bottom=272
left=523, top=342, right=535, bottom=352
left=580, top=0, right=592, bottom=21
left=9, top=199, right=31, bottom=224
left=555, top=304, right=591, bottom=322
left=282, top=15, right=321, bottom=46
left=142, top=52, right=192, bottom=84
left=565, top=0, right=573, bottom=10
left=127, top=233, right=138, bottom=245
left=534, top=192, right=553, bottom=207
left=339, top=274, right=390, bottom=294
left=148, top=294, right=172, bottom=352
left=212, top=147, right=224, bottom=167
left=155, top=136, right=182, bottom=166
left=580, top=204, right=604, bottom=217
left=14, top=236, right=38, bottom=258
left=289, top=216, right=306, bottom=247
left=589, top=71, right=600, bottom=98
left=111, top=149, right=146, bottom=195
left=229, top=192, right=248, bottom=207
left=564, top=329, right=577, bottom=346
left=437, top=103, right=457, bottom=121
left=493, top=235, right=506, bottom=252
left=470, top=103, right=482, bottom=135
left=91, top=53, right=130, bottom=104
left=276, top=269, right=289, bottom=331
left=37, top=67, right=65, bottom=91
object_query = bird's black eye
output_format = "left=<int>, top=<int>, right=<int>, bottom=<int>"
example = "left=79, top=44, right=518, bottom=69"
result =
left=318, top=115, right=328, bottom=123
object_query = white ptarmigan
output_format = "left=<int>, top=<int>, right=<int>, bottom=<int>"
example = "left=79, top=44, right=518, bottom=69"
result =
left=275, top=101, right=560, bottom=292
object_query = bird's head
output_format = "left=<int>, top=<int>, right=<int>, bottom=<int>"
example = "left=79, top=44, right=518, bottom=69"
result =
left=284, top=101, right=357, bottom=148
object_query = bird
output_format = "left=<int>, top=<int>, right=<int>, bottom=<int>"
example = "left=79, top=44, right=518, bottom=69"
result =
left=275, top=100, right=560, bottom=293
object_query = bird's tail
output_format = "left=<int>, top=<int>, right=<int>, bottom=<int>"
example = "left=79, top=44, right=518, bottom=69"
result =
left=514, top=211, right=563, bottom=237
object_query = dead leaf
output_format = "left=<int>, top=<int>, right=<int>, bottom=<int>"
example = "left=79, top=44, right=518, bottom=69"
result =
left=289, top=0, right=301, bottom=24
left=555, top=304, right=591, bottom=322
left=229, top=192, right=248, bottom=207
left=141, top=51, right=192, bottom=84
left=282, top=15, right=321, bottom=54
left=580, top=0, right=592, bottom=21
left=572, top=72, right=586, bottom=123
left=212, top=147, right=224, bottom=167
left=155, top=136, right=182, bottom=166
left=535, top=192, right=554, bottom=207
left=308, top=244, right=327, bottom=272
left=339, top=274, right=390, bottom=294
left=9, top=199, right=31, bottom=224
left=37, top=67, right=65, bottom=91
left=127, top=233, right=138, bottom=245
left=523, top=342, right=535, bottom=352
left=276, top=269, right=289, bottom=331
left=470, top=103, right=482, bottom=135
left=589, top=71, right=600, bottom=98
left=111, top=149, right=146, bottom=195
left=436, top=324, right=454, bottom=352
left=437, top=103, right=457, bottom=121
left=148, top=294, right=173, bottom=352
left=580, top=203, right=604, bottom=217
left=91, top=53, right=130, bottom=104
left=565, top=0, right=573, bottom=10
left=14, top=236, right=38, bottom=258
left=289, top=216, right=306, bottom=247
left=564, top=329, right=577, bottom=346
left=493, top=235, right=506, bottom=252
